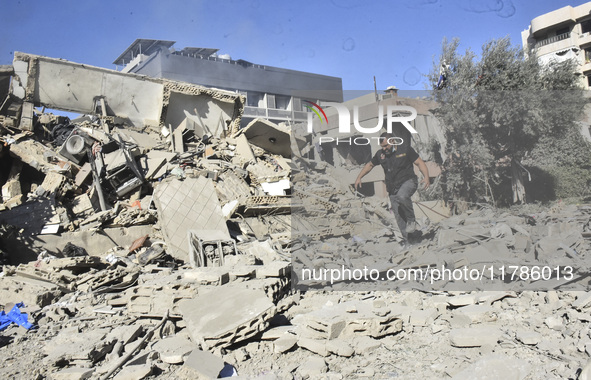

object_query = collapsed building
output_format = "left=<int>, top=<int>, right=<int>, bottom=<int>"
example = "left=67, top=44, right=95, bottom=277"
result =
left=0, top=51, right=590, bottom=379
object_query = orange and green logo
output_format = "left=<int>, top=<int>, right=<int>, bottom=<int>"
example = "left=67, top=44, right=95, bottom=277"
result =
left=303, top=100, right=328, bottom=124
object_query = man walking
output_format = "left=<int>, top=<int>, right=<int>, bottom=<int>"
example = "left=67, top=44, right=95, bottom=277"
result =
left=354, top=132, right=430, bottom=243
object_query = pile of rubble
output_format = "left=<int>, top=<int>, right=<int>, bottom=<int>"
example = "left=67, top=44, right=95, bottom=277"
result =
left=0, top=52, right=591, bottom=379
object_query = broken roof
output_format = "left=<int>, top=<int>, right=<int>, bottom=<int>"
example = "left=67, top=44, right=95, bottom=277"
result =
left=113, top=38, right=176, bottom=65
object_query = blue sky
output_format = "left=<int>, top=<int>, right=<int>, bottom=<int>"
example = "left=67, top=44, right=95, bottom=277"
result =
left=1, top=0, right=589, bottom=90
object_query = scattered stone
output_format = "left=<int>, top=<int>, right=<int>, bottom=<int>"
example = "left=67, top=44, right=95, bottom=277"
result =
left=49, top=367, right=94, bottom=380
left=516, top=330, right=542, bottom=346
left=544, top=316, right=563, bottom=331
left=449, top=327, right=502, bottom=347
left=297, top=356, right=328, bottom=379
left=273, top=334, right=298, bottom=354
left=326, top=339, right=354, bottom=357
left=410, top=308, right=440, bottom=326
left=178, top=349, right=225, bottom=380
left=297, top=337, right=328, bottom=357
left=152, top=334, right=196, bottom=364
left=452, top=354, right=531, bottom=379
left=113, top=364, right=152, bottom=380
left=353, top=336, right=381, bottom=354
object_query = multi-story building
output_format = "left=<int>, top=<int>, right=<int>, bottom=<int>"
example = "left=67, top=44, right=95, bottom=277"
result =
left=113, top=39, right=343, bottom=126
left=521, top=2, right=591, bottom=88
left=521, top=2, right=591, bottom=141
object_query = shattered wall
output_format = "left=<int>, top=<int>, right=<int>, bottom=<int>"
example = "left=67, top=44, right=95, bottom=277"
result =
left=10, top=52, right=244, bottom=135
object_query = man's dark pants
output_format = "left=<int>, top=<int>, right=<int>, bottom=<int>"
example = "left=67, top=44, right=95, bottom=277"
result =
left=388, top=178, right=418, bottom=240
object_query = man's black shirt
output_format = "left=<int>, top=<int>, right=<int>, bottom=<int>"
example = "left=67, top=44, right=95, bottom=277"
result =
left=370, top=145, right=419, bottom=194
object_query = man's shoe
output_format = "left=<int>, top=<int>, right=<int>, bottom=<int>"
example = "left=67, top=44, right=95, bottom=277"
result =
left=406, top=221, right=417, bottom=234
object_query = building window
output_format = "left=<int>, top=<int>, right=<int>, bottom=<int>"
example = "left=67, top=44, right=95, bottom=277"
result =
left=582, top=19, right=591, bottom=34
left=275, top=95, right=291, bottom=110
left=586, top=75, right=591, bottom=87
left=266, top=94, right=276, bottom=109
left=247, top=91, right=264, bottom=107
left=292, top=98, right=302, bottom=112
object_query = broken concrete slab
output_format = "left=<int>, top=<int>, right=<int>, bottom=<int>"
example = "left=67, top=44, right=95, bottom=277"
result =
left=112, top=364, right=152, bottom=380
left=515, top=330, right=542, bottom=345
left=178, top=349, right=225, bottom=380
left=451, top=354, right=531, bottom=380
left=297, top=337, right=329, bottom=356
left=178, top=285, right=275, bottom=349
left=449, top=326, right=503, bottom=347
left=127, top=285, right=195, bottom=318
left=353, top=335, right=381, bottom=354
left=48, top=367, right=94, bottom=380
left=43, top=328, right=115, bottom=365
left=242, top=118, right=292, bottom=158
left=12, top=52, right=243, bottom=133
left=325, top=339, right=354, bottom=357
left=183, top=267, right=230, bottom=286
left=294, top=300, right=402, bottom=340
left=452, top=304, right=497, bottom=324
left=273, top=334, right=298, bottom=354
left=3, top=225, right=153, bottom=261
left=144, top=150, right=176, bottom=180
left=233, top=133, right=255, bottom=164
left=152, top=334, right=196, bottom=364
left=296, top=356, right=327, bottom=379
left=153, top=177, right=229, bottom=261
left=409, top=308, right=440, bottom=327
left=0, top=271, right=64, bottom=307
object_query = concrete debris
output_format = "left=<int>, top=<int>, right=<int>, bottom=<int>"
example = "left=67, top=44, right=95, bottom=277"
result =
left=242, top=118, right=293, bottom=158
left=153, top=177, right=229, bottom=261
left=449, top=326, right=503, bottom=347
left=0, top=49, right=590, bottom=380
left=179, top=285, right=276, bottom=349
left=178, top=349, right=225, bottom=379
left=452, top=354, right=531, bottom=380
left=152, top=334, right=196, bottom=364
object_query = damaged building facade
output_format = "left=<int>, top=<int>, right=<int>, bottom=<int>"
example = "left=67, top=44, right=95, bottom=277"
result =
left=113, top=39, right=344, bottom=126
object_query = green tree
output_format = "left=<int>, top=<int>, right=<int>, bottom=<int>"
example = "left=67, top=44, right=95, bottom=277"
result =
left=430, top=37, right=589, bottom=212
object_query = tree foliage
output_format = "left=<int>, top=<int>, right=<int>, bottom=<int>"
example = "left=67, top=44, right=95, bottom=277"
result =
left=430, top=37, right=589, bottom=211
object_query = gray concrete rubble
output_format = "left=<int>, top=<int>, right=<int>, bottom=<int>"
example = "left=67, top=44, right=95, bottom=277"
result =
left=0, top=50, right=590, bottom=379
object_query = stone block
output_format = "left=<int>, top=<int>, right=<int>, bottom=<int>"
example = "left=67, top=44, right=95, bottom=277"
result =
left=515, top=330, right=542, bottom=346
left=297, top=356, right=327, bottom=379
left=153, top=334, right=196, bottom=364
left=410, top=308, right=440, bottom=326
left=449, top=327, right=502, bottom=347
left=179, top=349, right=225, bottom=380
left=49, top=367, right=94, bottom=380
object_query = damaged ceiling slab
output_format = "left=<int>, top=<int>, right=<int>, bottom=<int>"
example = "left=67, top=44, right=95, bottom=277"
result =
left=11, top=52, right=244, bottom=136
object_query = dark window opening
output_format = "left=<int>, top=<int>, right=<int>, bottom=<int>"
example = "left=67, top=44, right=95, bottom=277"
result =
left=556, top=27, right=570, bottom=36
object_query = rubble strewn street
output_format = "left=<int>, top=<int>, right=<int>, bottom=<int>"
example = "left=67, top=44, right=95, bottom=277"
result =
left=0, top=51, right=591, bottom=380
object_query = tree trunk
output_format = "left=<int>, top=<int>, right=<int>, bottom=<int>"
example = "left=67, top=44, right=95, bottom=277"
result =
left=511, top=158, right=526, bottom=204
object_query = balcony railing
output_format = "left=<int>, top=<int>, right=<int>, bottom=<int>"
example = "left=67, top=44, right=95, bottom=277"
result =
left=535, top=32, right=571, bottom=49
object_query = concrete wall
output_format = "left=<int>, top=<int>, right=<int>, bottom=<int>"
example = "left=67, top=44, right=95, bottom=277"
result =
left=10, top=52, right=244, bottom=135
left=12, top=52, right=164, bottom=126
left=164, top=92, right=235, bottom=134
